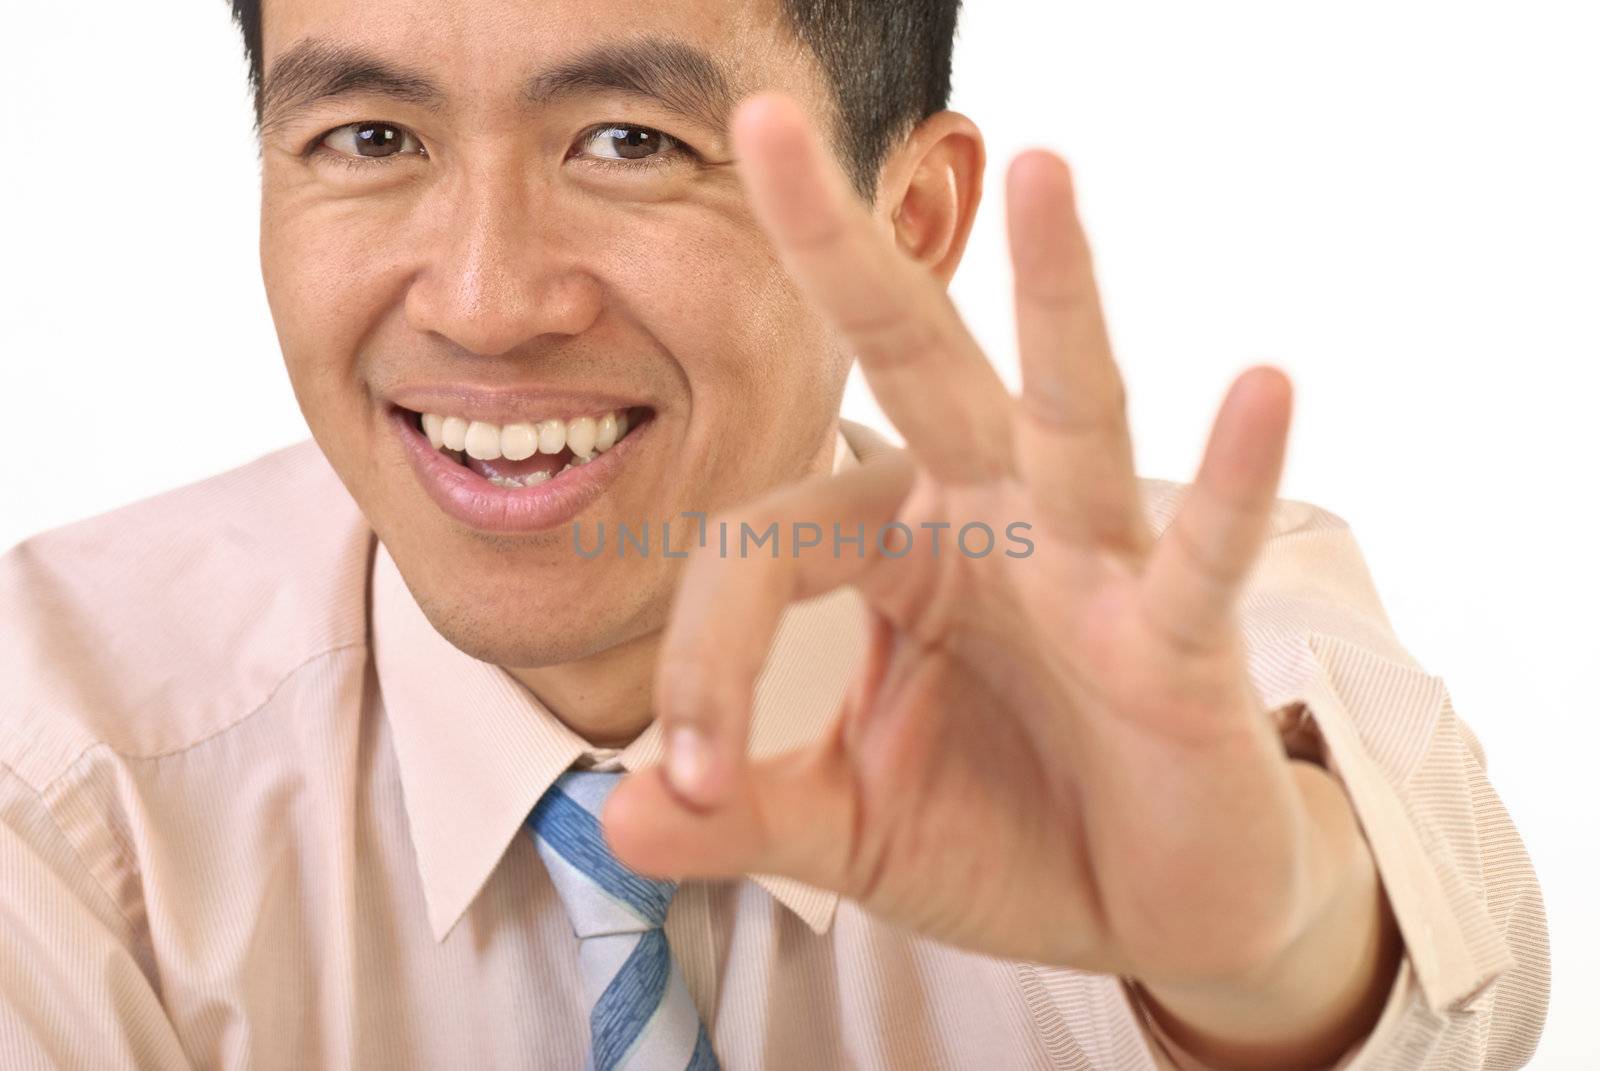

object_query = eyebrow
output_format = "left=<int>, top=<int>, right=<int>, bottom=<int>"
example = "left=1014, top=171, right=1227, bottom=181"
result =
left=257, top=37, right=738, bottom=141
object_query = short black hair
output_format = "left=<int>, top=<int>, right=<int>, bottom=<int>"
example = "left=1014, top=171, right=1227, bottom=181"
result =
left=225, top=0, right=962, bottom=197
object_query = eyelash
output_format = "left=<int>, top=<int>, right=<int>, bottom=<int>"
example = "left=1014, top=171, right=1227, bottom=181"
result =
left=576, top=125, right=694, bottom=174
left=306, top=122, right=696, bottom=173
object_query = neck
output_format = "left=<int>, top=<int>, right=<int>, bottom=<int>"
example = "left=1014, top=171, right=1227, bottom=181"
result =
left=506, top=629, right=661, bottom=749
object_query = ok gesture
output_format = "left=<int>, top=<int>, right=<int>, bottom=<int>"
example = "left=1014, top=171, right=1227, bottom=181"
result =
left=607, top=95, right=1397, bottom=1069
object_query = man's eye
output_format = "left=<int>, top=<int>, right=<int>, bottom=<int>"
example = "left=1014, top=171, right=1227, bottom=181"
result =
left=317, top=121, right=426, bottom=163
left=579, top=125, right=682, bottom=163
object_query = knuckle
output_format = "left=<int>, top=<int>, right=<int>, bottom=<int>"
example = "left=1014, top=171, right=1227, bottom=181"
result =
left=1138, top=591, right=1230, bottom=660
left=847, top=309, right=938, bottom=371
left=1016, top=275, right=1083, bottom=316
left=1168, top=513, right=1248, bottom=590
left=654, top=657, right=715, bottom=726
left=1019, top=383, right=1127, bottom=440
left=787, top=211, right=850, bottom=255
left=1106, top=373, right=1130, bottom=420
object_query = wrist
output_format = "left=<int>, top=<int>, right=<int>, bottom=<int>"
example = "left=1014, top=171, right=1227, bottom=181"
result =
left=1135, top=762, right=1402, bottom=1070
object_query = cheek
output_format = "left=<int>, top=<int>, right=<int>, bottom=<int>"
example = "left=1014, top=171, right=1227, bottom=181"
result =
left=604, top=210, right=838, bottom=411
left=261, top=193, right=411, bottom=427
left=599, top=215, right=848, bottom=505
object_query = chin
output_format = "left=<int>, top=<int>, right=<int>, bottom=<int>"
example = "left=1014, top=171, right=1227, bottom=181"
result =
left=414, top=583, right=665, bottom=671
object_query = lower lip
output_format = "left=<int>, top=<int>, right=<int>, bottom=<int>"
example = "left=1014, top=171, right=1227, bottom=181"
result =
left=390, top=407, right=645, bottom=534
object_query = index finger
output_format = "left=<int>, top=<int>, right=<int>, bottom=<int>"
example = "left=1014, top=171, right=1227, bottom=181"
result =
left=654, top=454, right=916, bottom=808
left=732, top=94, right=1014, bottom=484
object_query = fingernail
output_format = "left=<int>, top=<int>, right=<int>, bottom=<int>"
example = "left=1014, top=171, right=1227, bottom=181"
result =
left=668, top=727, right=713, bottom=799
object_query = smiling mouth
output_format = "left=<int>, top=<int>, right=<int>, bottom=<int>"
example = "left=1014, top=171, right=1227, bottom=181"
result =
left=402, top=405, right=652, bottom=488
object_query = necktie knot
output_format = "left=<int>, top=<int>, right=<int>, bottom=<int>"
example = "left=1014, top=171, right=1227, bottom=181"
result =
left=527, top=769, right=678, bottom=936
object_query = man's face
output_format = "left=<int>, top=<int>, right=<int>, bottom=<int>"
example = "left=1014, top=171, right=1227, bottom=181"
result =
left=258, top=0, right=852, bottom=669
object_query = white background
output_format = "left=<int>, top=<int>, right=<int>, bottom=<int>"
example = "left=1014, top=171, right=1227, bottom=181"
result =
left=2, top=2, right=1595, bottom=1065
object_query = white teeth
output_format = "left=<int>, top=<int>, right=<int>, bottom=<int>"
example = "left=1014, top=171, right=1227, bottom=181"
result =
left=487, top=470, right=554, bottom=490
left=416, top=407, right=637, bottom=479
left=464, top=421, right=502, bottom=461
left=421, top=413, right=445, bottom=449
left=565, top=416, right=597, bottom=457
left=594, top=413, right=618, bottom=452
left=500, top=422, right=537, bottom=462
left=537, top=419, right=567, bottom=455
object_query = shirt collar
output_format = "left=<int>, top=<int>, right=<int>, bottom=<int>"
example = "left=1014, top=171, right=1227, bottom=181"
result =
left=375, top=426, right=880, bottom=943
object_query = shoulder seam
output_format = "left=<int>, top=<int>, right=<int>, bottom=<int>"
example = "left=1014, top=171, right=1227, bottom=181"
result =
left=139, top=639, right=369, bottom=763
left=35, top=639, right=369, bottom=775
left=4, top=638, right=366, bottom=950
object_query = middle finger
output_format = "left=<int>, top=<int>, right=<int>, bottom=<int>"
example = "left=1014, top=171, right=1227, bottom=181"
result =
left=1006, top=152, right=1148, bottom=555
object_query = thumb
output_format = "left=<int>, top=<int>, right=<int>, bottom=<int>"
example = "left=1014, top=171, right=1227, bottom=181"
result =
left=603, top=724, right=857, bottom=892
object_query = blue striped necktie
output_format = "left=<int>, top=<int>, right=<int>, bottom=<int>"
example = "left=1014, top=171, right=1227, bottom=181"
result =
left=527, top=769, right=720, bottom=1071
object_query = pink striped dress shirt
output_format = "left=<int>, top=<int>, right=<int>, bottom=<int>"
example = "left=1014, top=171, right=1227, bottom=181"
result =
left=0, top=422, right=1548, bottom=1068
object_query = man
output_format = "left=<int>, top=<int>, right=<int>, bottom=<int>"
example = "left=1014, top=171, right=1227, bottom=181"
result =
left=0, top=0, right=1548, bottom=1067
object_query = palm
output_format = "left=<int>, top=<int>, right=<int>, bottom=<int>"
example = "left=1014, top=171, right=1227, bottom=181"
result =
left=808, top=469, right=1298, bottom=979
left=607, top=95, right=1309, bottom=986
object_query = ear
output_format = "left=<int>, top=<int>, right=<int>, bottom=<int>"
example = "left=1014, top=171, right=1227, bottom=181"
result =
left=874, top=111, right=986, bottom=285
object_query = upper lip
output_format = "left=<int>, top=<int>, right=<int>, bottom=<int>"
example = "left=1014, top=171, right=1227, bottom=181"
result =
left=385, top=383, right=654, bottom=425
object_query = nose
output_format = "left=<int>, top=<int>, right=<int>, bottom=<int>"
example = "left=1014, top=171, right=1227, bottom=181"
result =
left=405, top=175, right=602, bottom=358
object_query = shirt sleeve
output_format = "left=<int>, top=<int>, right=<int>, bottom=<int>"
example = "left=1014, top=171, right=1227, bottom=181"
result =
left=1127, top=493, right=1551, bottom=1069
left=0, top=762, right=192, bottom=1070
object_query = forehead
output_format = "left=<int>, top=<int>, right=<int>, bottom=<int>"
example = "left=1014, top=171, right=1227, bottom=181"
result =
left=261, top=0, right=801, bottom=103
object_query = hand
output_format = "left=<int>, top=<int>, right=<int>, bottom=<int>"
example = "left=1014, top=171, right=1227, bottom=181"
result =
left=606, top=95, right=1398, bottom=1068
